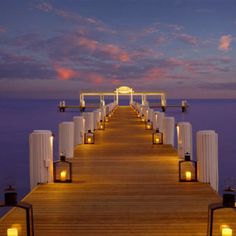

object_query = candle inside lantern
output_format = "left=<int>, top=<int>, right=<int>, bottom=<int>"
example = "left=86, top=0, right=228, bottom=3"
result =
left=222, top=226, right=233, bottom=236
left=60, top=171, right=67, bottom=181
left=7, top=228, right=18, bottom=236
left=155, top=138, right=160, bottom=143
left=185, top=171, right=192, bottom=181
left=100, top=124, right=103, bottom=129
left=87, top=137, right=92, bottom=143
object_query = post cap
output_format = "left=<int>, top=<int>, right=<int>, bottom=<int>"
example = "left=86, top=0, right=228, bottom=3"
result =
left=4, top=185, right=17, bottom=205
left=184, top=153, right=191, bottom=161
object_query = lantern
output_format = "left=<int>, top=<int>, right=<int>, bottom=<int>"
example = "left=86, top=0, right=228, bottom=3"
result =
left=145, top=119, right=153, bottom=130
left=152, top=129, right=163, bottom=144
left=84, top=130, right=95, bottom=144
left=53, top=154, right=72, bottom=183
left=141, top=114, right=145, bottom=122
left=97, top=119, right=105, bottom=130
left=0, top=186, right=34, bottom=236
left=105, top=115, right=109, bottom=122
left=207, top=187, right=235, bottom=236
left=179, top=153, right=197, bottom=182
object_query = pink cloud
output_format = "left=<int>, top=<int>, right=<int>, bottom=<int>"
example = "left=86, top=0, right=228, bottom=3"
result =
left=0, top=26, right=6, bottom=33
left=177, top=34, right=198, bottom=46
left=87, top=73, right=105, bottom=85
left=54, top=65, right=79, bottom=80
left=144, top=67, right=167, bottom=82
left=36, top=2, right=53, bottom=12
left=78, top=37, right=130, bottom=62
left=219, top=35, right=232, bottom=52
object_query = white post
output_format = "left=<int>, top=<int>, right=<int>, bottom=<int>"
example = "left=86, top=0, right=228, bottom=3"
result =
left=197, top=130, right=218, bottom=192
left=82, top=112, right=94, bottom=131
left=176, top=122, right=192, bottom=159
left=93, top=109, right=101, bottom=129
left=163, top=117, right=175, bottom=146
left=73, top=116, right=85, bottom=146
left=116, top=91, right=119, bottom=105
left=153, top=112, right=165, bottom=132
left=130, top=90, right=133, bottom=104
left=29, top=130, right=53, bottom=190
left=59, top=122, right=74, bottom=158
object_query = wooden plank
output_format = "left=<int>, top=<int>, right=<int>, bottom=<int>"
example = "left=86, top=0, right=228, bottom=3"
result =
left=1, top=106, right=236, bottom=236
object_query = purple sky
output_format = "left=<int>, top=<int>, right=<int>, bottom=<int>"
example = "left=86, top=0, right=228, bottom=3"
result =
left=0, top=0, right=236, bottom=98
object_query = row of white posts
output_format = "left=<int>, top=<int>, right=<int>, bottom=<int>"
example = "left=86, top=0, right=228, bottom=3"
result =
left=131, top=101, right=219, bottom=192
left=29, top=102, right=118, bottom=190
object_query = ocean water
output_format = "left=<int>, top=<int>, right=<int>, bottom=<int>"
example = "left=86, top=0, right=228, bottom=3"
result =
left=0, top=98, right=236, bottom=204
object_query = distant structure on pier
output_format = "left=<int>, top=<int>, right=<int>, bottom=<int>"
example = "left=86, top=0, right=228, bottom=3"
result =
left=59, top=86, right=187, bottom=112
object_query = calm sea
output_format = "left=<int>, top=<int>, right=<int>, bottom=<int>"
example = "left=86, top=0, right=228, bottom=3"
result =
left=0, top=98, right=236, bottom=203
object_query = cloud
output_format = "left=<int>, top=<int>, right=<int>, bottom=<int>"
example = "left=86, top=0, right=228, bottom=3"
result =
left=54, top=65, right=79, bottom=80
left=36, top=2, right=53, bottom=12
left=144, top=67, right=167, bottom=82
left=78, top=37, right=130, bottom=62
left=177, top=33, right=198, bottom=46
left=218, top=35, right=233, bottom=52
left=0, top=26, right=6, bottom=33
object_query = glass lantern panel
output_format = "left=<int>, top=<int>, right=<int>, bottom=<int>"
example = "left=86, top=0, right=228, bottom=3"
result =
left=180, top=161, right=196, bottom=181
left=0, top=207, right=28, bottom=236
left=55, top=162, right=71, bottom=181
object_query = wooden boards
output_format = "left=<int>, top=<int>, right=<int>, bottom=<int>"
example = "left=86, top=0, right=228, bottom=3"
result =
left=1, top=106, right=236, bottom=236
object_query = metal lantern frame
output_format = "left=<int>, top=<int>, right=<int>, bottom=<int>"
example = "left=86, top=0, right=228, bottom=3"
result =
left=152, top=129, right=163, bottom=145
left=207, top=187, right=236, bottom=236
left=84, top=130, right=95, bottom=144
left=179, top=153, right=198, bottom=182
left=0, top=186, right=34, bottom=236
left=145, top=120, right=153, bottom=130
left=97, top=119, right=105, bottom=130
left=53, top=155, right=72, bottom=183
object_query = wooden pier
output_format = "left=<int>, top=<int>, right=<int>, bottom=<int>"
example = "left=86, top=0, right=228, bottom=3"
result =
left=1, top=106, right=236, bottom=235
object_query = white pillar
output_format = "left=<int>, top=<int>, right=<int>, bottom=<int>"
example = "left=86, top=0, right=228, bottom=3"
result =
left=176, top=122, right=192, bottom=159
left=73, top=116, right=85, bottom=146
left=130, top=91, right=133, bottom=104
left=148, top=108, right=154, bottom=122
left=82, top=112, right=94, bottom=131
left=93, top=109, right=101, bottom=129
left=197, top=130, right=218, bottom=192
left=29, top=130, right=53, bottom=190
left=163, top=117, right=175, bottom=146
left=116, top=91, right=119, bottom=105
left=153, top=112, right=165, bottom=132
left=59, top=122, right=74, bottom=158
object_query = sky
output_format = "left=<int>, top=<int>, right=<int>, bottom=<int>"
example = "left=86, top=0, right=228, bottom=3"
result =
left=0, top=0, right=236, bottom=99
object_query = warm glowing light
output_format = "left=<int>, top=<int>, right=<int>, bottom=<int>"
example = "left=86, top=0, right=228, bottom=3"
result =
left=87, top=137, right=92, bottom=143
left=60, top=171, right=67, bottom=181
left=221, top=225, right=232, bottom=236
left=100, top=125, right=104, bottom=129
left=185, top=171, right=192, bottom=181
left=7, top=228, right=18, bottom=236
left=155, top=138, right=160, bottom=143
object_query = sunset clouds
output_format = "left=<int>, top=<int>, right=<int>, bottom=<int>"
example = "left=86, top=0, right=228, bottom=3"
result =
left=0, top=1, right=236, bottom=98
left=219, top=35, right=233, bottom=52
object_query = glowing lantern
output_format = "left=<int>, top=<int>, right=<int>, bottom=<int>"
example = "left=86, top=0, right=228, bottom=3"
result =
left=152, top=129, right=163, bottom=144
left=141, top=114, right=145, bottom=122
left=221, top=225, right=233, bottom=236
left=179, top=153, right=197, bottom=182
left=207, top=187, right=236, bottom=236
left=97, top=120, right=105, bottom=130
left=145, top=119, right=153, bottom=130
left=0, top=186, right=34, bottom=236
left=53, top=154, right=72, bottom=183
left=105, top=116, right=109, bottom=122
left=84, top=130, right=95, bottom=144
left=7, top=228, right=18, bottom=236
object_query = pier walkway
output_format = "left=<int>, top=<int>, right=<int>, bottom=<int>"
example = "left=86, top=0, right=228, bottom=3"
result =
left=1, top=106, right=236, bottom=235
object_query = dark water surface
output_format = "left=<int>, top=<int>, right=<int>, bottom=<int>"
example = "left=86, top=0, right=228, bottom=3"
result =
left=0, top=98, right=235, bottom=204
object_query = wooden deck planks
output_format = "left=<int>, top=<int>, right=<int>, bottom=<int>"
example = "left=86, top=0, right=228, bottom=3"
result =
left=1, top=106, right=236, bottom=236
